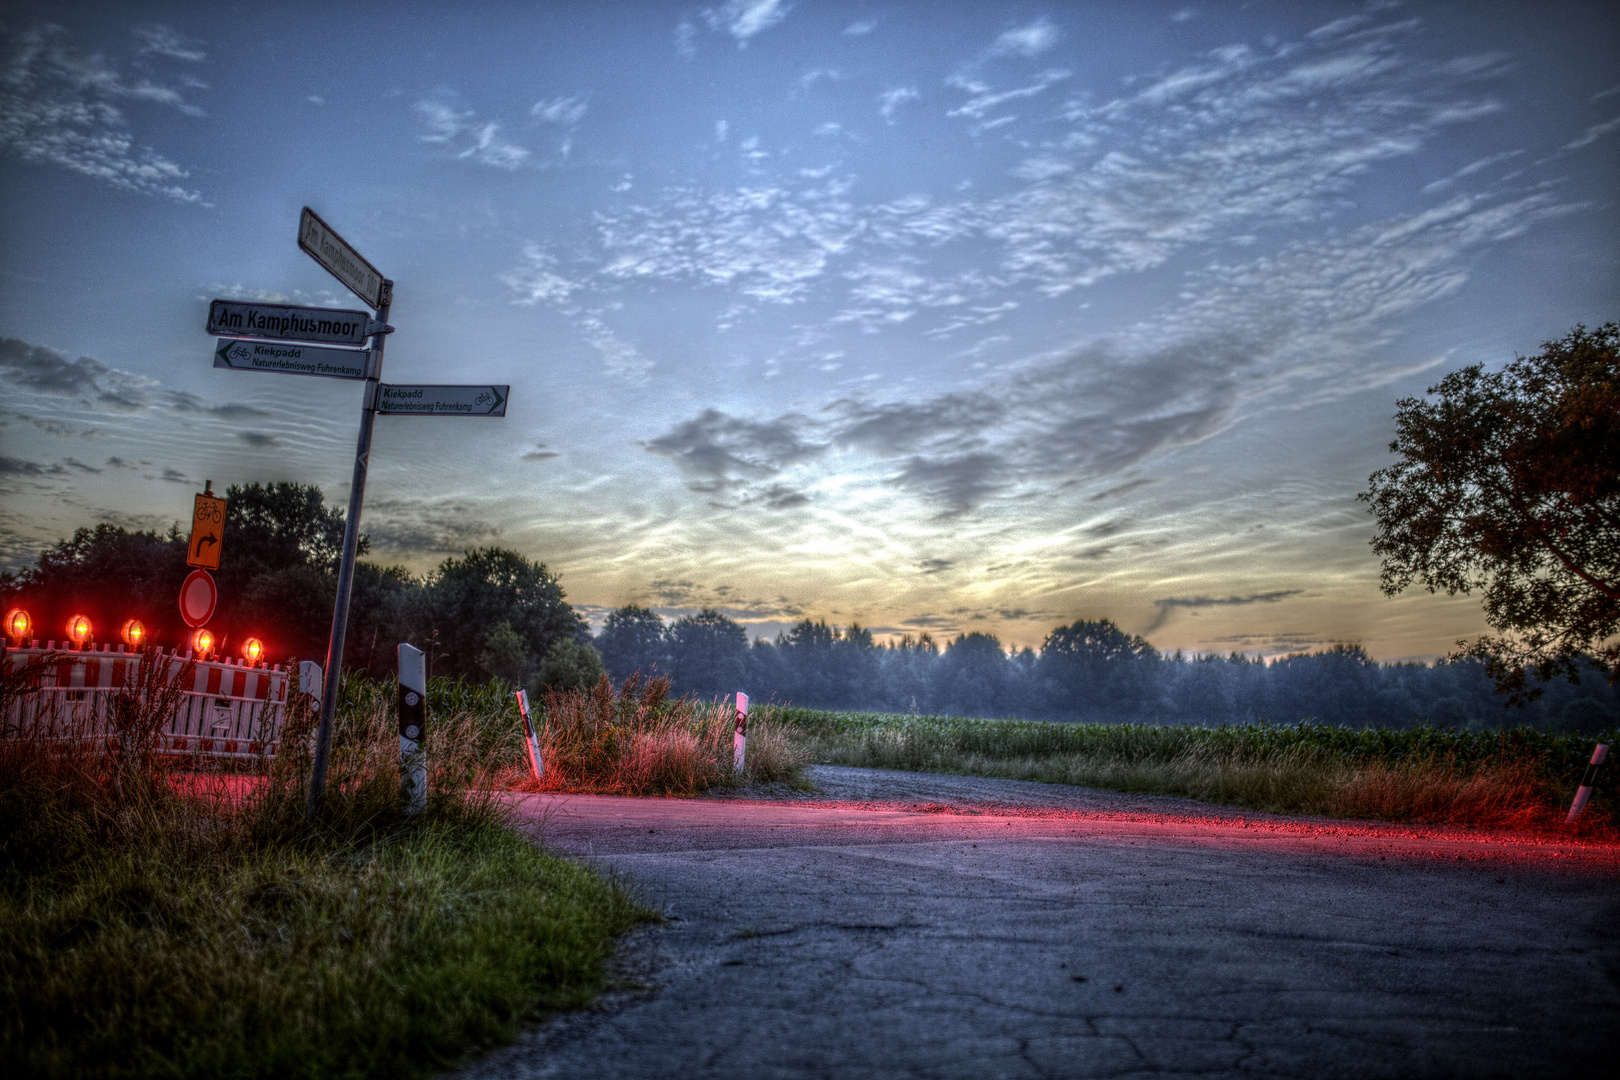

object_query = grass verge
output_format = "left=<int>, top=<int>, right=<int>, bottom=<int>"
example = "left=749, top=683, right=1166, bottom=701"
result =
left=780, top=708, right=1619, bottom=830
left=335, top=672, right=812, bottom=797
left=1, top=662, right=652, bottom=1080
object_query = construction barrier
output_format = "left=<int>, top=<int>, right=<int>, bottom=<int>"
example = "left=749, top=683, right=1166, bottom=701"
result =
left=2, top=642, right=301, bottom=761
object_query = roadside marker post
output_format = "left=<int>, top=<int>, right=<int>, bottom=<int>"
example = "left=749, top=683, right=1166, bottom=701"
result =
left=207, top=208, right=512, bottom=818
left=398, top=642, right=427, bottom=815
left=514, top=688, right=544, bottom=782
left=734, top=691, right=748, bottom=772
left=1566, top=744, right=1609, bottom=823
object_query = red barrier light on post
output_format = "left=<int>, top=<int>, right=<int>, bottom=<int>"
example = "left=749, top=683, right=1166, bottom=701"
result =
left=190, top=628, right=214, bottom=657
left=66, top=614, right=92, bottom=648
left=243, top=637, right=263, bottom=665
left=5, top=608, right=29, bottom=644
left=121, top=619, right=146, bottom=648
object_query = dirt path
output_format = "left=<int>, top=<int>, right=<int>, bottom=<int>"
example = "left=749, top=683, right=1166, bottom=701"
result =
left=457, top=766, right=1620, bottom=1079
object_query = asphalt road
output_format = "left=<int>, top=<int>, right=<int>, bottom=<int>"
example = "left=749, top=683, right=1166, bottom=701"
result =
left=456, top=766, right=1620, bottom=1080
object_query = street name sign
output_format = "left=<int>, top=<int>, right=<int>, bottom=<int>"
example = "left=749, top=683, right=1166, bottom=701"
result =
left=207, top=299, right=377, bottom=347
left=298, top=207, right=387, bottom=309
left=375, top=383, right=508, bottom=417
left=214, top=338, right=375, bottom=380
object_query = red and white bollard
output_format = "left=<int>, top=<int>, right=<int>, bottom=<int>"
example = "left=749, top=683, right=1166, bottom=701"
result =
left=733, top=691, right=748, bottom=773
left=514, top=688, right=543, bottom=782
left=1566, top=743, right=1609, bottom=823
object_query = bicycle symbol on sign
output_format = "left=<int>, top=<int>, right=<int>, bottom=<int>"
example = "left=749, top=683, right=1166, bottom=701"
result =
left=475, top=391, right=492, bottom=406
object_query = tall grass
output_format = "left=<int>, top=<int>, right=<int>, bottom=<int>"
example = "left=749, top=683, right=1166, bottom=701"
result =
left=780, top=708, right=1618, bottom=829
left=536, top=674, right=807, bottom=795
left=1, top=659, right=650, bottom=1080
left=330, top=671, right=809, bottom=796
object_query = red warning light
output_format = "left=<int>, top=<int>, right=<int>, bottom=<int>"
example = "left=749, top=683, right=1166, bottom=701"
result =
left=190, top=628, right=215, bottom=657
left=243, top=637, right=264, bottom=665
left=5, top=608, right=29, bottom=644
left=121, top=619, right=146, bottom=648
left=66, top=614, right=92, bottom=648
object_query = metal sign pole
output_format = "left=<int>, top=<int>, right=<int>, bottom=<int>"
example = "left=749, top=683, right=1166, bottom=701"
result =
left=307, top=280, right=392, bottom=817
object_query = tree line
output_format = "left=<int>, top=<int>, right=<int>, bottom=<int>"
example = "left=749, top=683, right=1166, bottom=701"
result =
left=597, top=606, right=1618, bottom=734
left=0, top=483, right=603, bottom=690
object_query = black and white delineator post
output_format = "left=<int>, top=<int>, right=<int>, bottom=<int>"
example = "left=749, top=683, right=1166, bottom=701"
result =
left=1566, top=743, right=1609, bottom=823
left=398, top=642, right=427, bottom=814
left=514, top=688, right=543, bottom=782
left=733, top=691, right=749, bottom=772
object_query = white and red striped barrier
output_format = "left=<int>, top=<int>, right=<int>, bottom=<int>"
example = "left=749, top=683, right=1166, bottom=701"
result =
left=2, top=642, right=302, bottom=761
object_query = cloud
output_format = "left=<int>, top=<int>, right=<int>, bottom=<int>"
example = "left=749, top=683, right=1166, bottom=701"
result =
left=844, top=20, right=877, bottom=36
left=639, top=189, right=1573, bottom=515
left=500, top=245, right=582, bottom=305
left=416, top=97, right=529, bottom=168
left=703, top=0, right=792, bottom=45
left=237, top=431, right=278, bottom=448
left=643, top=578, right=805, bottom=620
left=1561, top=115, right=1620, bottom=151
left=521, top=444, right=561, bottom=461
left=945, top=68, right=1070, bottom=125
left=0, top=336, right=153, bottom=410
left=130, top=24, right=206, bottom=62
left=163, top=391, right=271, bottom=420
left=363, top=498, right=500, bottom=554
left=0, top=22, right=205, bottom=200
left=990, top=18, right=1060, bottom=59
left=1147, top=590, right=1304, bottom=632
left=531, top=96, right=587, bottom=125
left=535, top=11, right=1527, bottom=327
left=878, top=86, right=920, bottom=120
left=643, top=409, right=822, bottom=492
left=0, top=455, right=65, bottom=477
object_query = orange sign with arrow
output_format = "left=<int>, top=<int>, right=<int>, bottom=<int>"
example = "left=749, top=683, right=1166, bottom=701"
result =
left=187, top=492, right=227, bottom=570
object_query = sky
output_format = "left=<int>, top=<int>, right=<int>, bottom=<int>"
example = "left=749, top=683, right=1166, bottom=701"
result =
left=1, top=0, right=1617, bottom=660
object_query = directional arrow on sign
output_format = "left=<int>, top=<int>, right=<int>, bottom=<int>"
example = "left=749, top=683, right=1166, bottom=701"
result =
left=375, top=383, right=509, bottom=417
left=213, top=338, right=376, bottom=380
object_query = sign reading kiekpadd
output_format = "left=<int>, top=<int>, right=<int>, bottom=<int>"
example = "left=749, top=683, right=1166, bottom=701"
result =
left=207, top=300, right=376, bottom=347
left=376, top=383, right=508, bottom=416
left=214, top=338, right=375, bottom=380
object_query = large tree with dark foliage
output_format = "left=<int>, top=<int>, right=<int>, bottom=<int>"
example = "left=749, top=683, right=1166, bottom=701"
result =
left=667, top=608, right=748, bottom=699
left=1361, top=323, right=1619, bottom=700
left=1038, top=619, right=1160, bottom=717
left=595, top=605, right=670, bottom=682
left=418, top=547, right=589, bottom=682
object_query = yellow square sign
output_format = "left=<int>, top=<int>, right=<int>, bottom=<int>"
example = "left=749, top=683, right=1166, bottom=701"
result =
left=187, top=493, right=227, bottom=570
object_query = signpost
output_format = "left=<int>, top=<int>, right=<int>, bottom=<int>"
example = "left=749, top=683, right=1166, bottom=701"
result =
left=187, top=487, right=227, bottom=570
left=207, top=299, right=383, bottom=347
left=207, top=207, right=514, bottom=818
left=375, top=383, right=508, bottom=417
left=214, top=338, right=376, bottom=380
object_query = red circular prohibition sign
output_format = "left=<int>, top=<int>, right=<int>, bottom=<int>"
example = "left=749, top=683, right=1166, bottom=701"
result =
left=178, top=569, right=218, bottom=628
